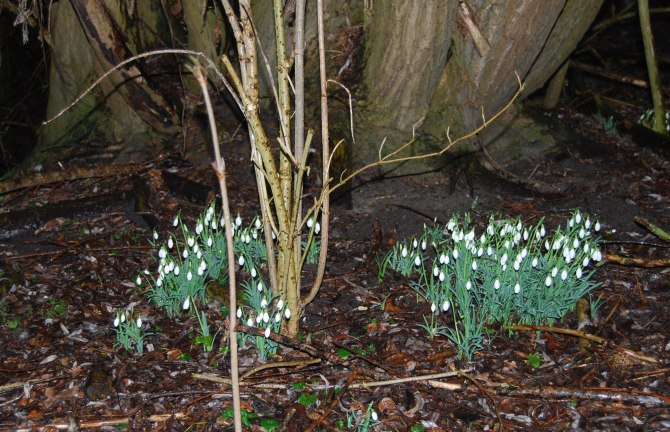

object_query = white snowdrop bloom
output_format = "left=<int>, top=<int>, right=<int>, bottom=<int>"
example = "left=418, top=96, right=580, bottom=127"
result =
left=583, top=257, right=590, bottom=267
left=238, top=255, right=245, bottom=266
left=143, top=269, right=150, bottom=275
left=466, top=280, right=472, bottom=290
left=595, top=221, right=601, bottom=232
left=207, top=237, right=213, bottom=247
left=523, top=229, right=529, bottom=241
left=235, top=214, right=242, bottom=227
left=136, top=275, right=142, bottom=285
left=255, top=218, right=262, bottom=229
left=585, top=219, right=591, bottom=229
left=247, top=318, right=254, bottom=327
left=540, top=226, right=546, bottom=237
left=447, top=220, right=456, bottom=231
left=531, top=257, right=539, bottom=268
left=439, top=271, right=445, bottom=282
left=196, top=250, right=202, bottom=260
left=569, top=249, right=576, bottom=262
left=421, top=240, right=427, bottom=250
left=563, top=247, right=570, bottom=259
left=413, top=239, right=418, bottom=249
left=159, top=247, right=167, bottom=259
left=252, top=230, right=258, bottom=240
left=251, top=267, right=257, bottom=278
left=576, top=267, right=583, bottom=279
left=260, top=298, right=267, bottom=308
left=121, top=313, right=126, bottom=323
left=245, top=233, right=251, bottom=244
left=265, top=326, right=271, bottom=338
left=551, top=267, right=558, bottom=277
left=560, top=269, right=568, bottom=280
left=276, top=299, right=284, bottom=310
left=516, top=221, right=522, bottom=231
left=220, top=217, right=225, bottom=227
left=431, top=302, right=437, bottom=313
left=545, top=276, right=552, bottom=287
left=174, top=266, right=180, bottom=276
left=257, top=281, right=264, bottom=292
left=592, top=249, right=602, bottom=262
left=262, top=312, right=270, bottom=323
left=136, top=317, right=142, bottom=328
left=520, top=248, right=528, bottom=259
left=307, top=218, right=314, bottom=228
left=182, top=249, right=188, bottom=259
left=113, top=316, right=120, bottom=327
left=472, top=260, right=478, bottom=271
left=568, top=218, right=574, bottom=228
left=371, top=411, right=378, bottom=422
left=451, top=231, right=459, bottom=243
left=256, top=314, right=263, bottom=324
left=504, top=240, right=510, bottom=249
left=433, top=266, right=440, bottom=277
left=183, top=296, right=190, bottom=310
left=514, top=283, right=521, bottom=294
left=502, top=263, right=507, bottom=272
left=173, top=216, right=179, bottom=227
left=196, top=223, right=203, bottom=235
left=193, top=244, right=199, bottom=254
left=487, top=246, right=493, bottom=256
left=514, top=232, right=521, bottom=244
left=477, top=247, right=483, bottom=257
left=153, top=231, right=159, bottom=241
left=513, top=260, right=520, bottom=271
left=167, top=237, right=174, bottom=249
left=197, top=267, right=204, bottom=276
left=231, top=226, right=236, bottom=236
left=315, top=222, right=321, bottom=234
left=211, top=220, right=217, bottom=230
left=236, top=308, right=242, bottom=318
left=575, top=212, right=582, bottom=224
left=401, top=247, right=408, bottom=258
left=494, top=279, right=500, bottom=289
left=467, top=230, right=475, bottom=242
left=156, top=276, right=163, bottom=287
left=480, top=234, right=486, bottom=244
left=200, top=260, right=206, bottom=271
left=444, top=255, right=450, bottom=265
left=187, top=271, right=192, bottom=281
left=545, top=240, right=550, bottom=251
left=275, top=313, right=281, bottom=323
left=453, top=249, right=459, bottom=260
left=442, top=300, right=450, bottom=312
left=487, top=224, right=494, bottom=236
left=583, top=243, right=590, bottom=253
left=501, top=253, right=508, bottom=266
left=573, top=238, right=579, bottom=249
left=285, top=308, right=291, bottom=319
left=579, top=228, right=586, bottom=239
left=414, top=255, right=421, bottom=266
left=187, top=237, right=194, bottom=247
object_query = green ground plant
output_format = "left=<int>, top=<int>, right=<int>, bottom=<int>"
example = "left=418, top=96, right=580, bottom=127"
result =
left=379, top=210, right=603, bottom=360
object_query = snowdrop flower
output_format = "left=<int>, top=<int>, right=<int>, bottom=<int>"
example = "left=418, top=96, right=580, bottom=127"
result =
left=494, top=279, right=500, bottom=289
left=551, top=267, right=558, bottom=277
left=585, top=218, right=591, bottom=229
left=276, top=299, right=284, bottom=311
left=262, top=312, right=270, bottom=323
left=252, top=230, right=258, bottom=240
left=275, top=313, right=281, bottom=323
left=207, top=237, right=213, bottom=247
left=521, top=248, right=528, bottom=259
left=532, top=257, right=538, bottom=268
left=238, top=255, right=245, bottom=266
left=307, top=218, right=314, bottom=228
left=413, top=238, right=418, bottom=249
left=467, top=230, right=475, bottom=242
left=513, top=260, right=520, bottom=271
left=245, top=233, right=251, bottom=244
left=196, top=250, right=202, bottom=260
left=561, top=269, right=568, bottom=280
left=439, top=271, right=445, bottom=282
left=453, top=249, right=459, bottom=260
left=583, top=257, right=590, bottom=267
left=595, top=221, right=601, bottom=232
left=183, top=296, right=190, bottom=310
left=182, top=249, right=188, bottom=259
left=466, top=280, right=472, bottom=290
left=153, top=231, right=159, bottom=241
left=414, top=255, right=421, bottom=266
left=174, top=265, right=180, bottom=276
left=255, top=218, right=262, bottom=229
left=439, top=253, right=447, bottom=264
left=401, top=247, right=408, bottom=258
left=211, top=220, right=217, bottom=230
left=196, top=223, right=203, bottom=235
left=159, top=247, right=167, bottom=259
left=197, top=267, right=204, bottom=276
left=247, top=318, right=254, bottom=327
left=220, top=217, right=225, bottom=228
left=187, top=271, right=192, bottom=281
left=487, top=246, right=493, bottom=256
left=579, top=228, right=585, bottom=239
left=487, top=224, right=494, bottom=236
left=236, top=308, right=242, bottom=318
left=193, top=244, right=199, bottom=254
left=173, top=216, right=179, bottom=227
left=256, top=314, right=263, bottom=324
left=545, top=240, right=551, bottom=251
left=315, top=222, right=321, bottom=234
left=502, top=263, right=507, bottom=272
left=251, top=267, right=257, bottom=278
left=573, top=238, right=579, bottom=248
left=113, top=316, right=120, bottom=327
left=477, top=247, right=483, bottom=257
left=264, top=326, right=271, bottom=338
left=576, top=268, right=583, bottom=279
left=514, top=283, right=520, bottom=294
left=371, top=411, right=378, bottom=422
left=136, top=317, right=142, bottom=328
left=592, top=249, right=602, bottom=262
left=167, top=237, right=174, bottom=249
left=260, top=298, right=267, bottom=308
left=136, top=275, right=142, bottom=285
left=431, top=302, right=437, bottom=313
left=257, top=281, right=263, bottom=292
left=540, top=226, right=546, bottom=237
left=421, top=240, right=427, bottom=250
left=187, top=237, right=194, bottom=247
left=523, top=229, right=529, bottom=241
left=480, top=234, right=486, bottom=244
left=500, top=253, right=508, bottom=266
left=472, top=260, right=478, bottom=271
left=442, top=300, right=450, bottom=312
left=285, top=308, right=291, bottom=319
left=433, top=266, right=440, bottom=277
left=447, top=219, right=456, bottom=231
left=121, top=313, right=126, bottom=323
left=156, top=276, right=163, bottom=287
left=235, top=214, right=242, bottom=227
left=143, top=269, right=150, bottom=275
left=545, top=276, right=552, bottom=287
left=575, top=212, right=582, bottom=224
left=504, top=240, right=510, bottom=249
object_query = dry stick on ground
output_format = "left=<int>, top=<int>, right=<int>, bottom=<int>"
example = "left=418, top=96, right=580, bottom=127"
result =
left=604, top=252, right=670, bottom=268
left=507, top=324, right=659, bottom=364
left=13, top=413, right=188, bottom=432
left=496, top=386, right=670, bottom=407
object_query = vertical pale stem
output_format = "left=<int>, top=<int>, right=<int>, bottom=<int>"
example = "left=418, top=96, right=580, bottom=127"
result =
left=194, top=66, right=242, bottom=432
left=638, top=0, right=666, bottom=132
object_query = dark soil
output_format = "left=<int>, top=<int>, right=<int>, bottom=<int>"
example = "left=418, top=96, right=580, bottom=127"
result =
left=1, top=12, right=670, bottom=432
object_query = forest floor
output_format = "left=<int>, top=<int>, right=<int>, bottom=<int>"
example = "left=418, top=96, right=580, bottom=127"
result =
left=1, top=97, right=669, bottom=432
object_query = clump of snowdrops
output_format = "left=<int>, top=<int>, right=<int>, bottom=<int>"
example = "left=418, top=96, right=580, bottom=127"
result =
left=379, top=210, right=603, bottom=360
